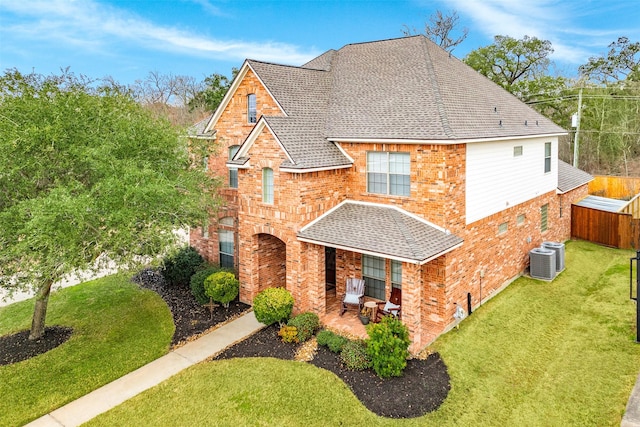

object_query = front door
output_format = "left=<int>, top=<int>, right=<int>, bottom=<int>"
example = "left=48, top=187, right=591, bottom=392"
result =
left=325, top=247, right=336, bottom=290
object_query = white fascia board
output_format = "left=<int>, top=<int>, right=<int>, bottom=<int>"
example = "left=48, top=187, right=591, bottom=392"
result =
left=329, top=133, right=567, bottom=145
left=333, top=142, right=355, bottom=163
left=296, top=237, right=463, bottom=265
left=204, top=61, right=250, bottom=134
left=280, top=164, right=352, bottom=174
left=203, top=61, right=287, bottom=134
left=234, top=118, right=295, bottom=165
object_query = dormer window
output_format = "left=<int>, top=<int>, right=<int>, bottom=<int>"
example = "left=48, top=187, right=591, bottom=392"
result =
left=247, top=94, right=257, bottom=124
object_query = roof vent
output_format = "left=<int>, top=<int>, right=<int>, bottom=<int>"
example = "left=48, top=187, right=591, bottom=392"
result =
left=529, top=247, right=556, bottom=280
left=542, top=241, right=565, bottom=272
left=499, top=120, right=502, bottom=127
left=525, top=120, right=528, bottom=126
left=494, top=107, right=498, bottom=113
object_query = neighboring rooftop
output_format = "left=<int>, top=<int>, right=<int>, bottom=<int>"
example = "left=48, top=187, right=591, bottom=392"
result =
left=574, top=195, right=628, bottom=213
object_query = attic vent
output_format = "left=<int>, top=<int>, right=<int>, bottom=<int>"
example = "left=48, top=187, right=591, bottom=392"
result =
left=542, top=241, right=565, bottom=272
left=499, top=120, right=502, bottom=127
left=529, top=247, right=556, bottom=280
left=525, top=120, right=528, bottom=126
left=494, top=107, right=498, bottom=113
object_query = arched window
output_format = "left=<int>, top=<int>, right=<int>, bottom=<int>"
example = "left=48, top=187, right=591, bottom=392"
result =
left=228, top=145, right=240, bottom=188
left=262, top=167, right=273, bottom=204
left=247, top=94, right=257, bottom=124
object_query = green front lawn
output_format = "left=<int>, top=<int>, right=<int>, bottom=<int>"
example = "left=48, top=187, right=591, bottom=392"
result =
left=0, top=274, right=174, bottom=427
left=86, top=241, right=640, bottom=427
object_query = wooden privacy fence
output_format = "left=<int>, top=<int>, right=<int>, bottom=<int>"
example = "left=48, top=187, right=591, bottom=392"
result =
left=589, top=175, right=640, bottom=200
left=572, top=205, right=640, bottom=249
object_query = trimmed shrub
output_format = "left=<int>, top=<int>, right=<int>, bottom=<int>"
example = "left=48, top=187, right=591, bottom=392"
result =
left=340, top=340, right=371, bottom=371
left=161, top=246, right=204, bottom=287
left=278, top=325, right=298, bottom=343
left=287, top=312, right=320, bottom=342
left=366, top=315, right=411, bottom=378
left=316, top=330, right=349, bottom=353
left=189, top=266, right=221, bottom=305
left=252, top=287, right=294, bottom=326
left=204, top=271, right=239, bottom=308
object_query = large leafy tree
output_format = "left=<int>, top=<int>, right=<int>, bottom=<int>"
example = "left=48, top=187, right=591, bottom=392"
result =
left=0, top=69, right=220, bottom=339
left=464, top=35, right=566, bottom=102
left=188, top=68, right=239, bottom=113
left=579, top=37, right=640, bottom=84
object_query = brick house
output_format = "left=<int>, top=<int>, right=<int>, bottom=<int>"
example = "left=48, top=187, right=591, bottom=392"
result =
left=190, top=36, right=592, bottom=350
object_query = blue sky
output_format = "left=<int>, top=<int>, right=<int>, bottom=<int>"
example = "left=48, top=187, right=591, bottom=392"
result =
left=1, top=0, right=639, bottom=85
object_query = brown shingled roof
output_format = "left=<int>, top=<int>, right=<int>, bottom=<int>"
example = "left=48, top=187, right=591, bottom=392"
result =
left=239, top=35, right=567, bottom=170
left=298, top=201, right=463, bottom=263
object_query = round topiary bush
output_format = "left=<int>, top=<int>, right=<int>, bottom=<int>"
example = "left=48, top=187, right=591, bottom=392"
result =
left=204, top=271, right=239, bottom=308
left=252, top=287, right=294, bottom=326
left=366, top=315, right=411, bottom=378
left=287, top=312, right=320, bottom=342
left=189, top=266, right=221, bottom=305
left=161, top=246, right=204, bottom=287
left=340, top=340, right=371, bottom=371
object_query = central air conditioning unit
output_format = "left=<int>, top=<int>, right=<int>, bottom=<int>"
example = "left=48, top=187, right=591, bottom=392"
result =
left=542, top=241, right=565, bottom=272
left=529, top=247, right=556, bottom=280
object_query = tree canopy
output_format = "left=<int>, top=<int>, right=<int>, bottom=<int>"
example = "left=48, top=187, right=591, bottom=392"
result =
left=579, top=37, right=640, bottom=84
left=188, top=68, right=239, bottom=113
left=464, top=35, right=566, bottom=102
left=0, top=69, right=221, bottom=338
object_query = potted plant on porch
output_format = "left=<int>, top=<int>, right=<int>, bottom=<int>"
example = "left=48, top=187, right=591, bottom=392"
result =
left=359, top=306, right=372, bottom=325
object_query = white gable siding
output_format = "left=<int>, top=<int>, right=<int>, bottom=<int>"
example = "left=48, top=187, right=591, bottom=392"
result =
left=466, top=137, right=558, bottom=224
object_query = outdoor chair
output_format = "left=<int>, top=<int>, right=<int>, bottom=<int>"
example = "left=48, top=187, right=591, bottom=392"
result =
left=340, top=278, right=365, bottom=315
left=375, top=287, right=401, bottom=322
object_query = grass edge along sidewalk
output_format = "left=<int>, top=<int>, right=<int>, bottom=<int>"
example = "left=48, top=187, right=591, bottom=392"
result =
left=0, top=275, right=174, bottom=427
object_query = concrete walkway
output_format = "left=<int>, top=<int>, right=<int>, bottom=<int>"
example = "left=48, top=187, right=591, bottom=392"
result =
left=25, top=311, right=263, bottom=427
left=623, top=373, right=640, bottom=427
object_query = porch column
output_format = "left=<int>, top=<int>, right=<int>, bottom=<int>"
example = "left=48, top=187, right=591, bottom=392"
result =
left=402, top=262, right=423, bottom=352
left=300, top=243, right=325, bottom=316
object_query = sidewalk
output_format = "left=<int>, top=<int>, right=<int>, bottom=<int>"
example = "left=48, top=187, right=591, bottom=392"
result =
left=623, top=373, right=640, bottom=427
left=25, top=311, right=264, bottom=427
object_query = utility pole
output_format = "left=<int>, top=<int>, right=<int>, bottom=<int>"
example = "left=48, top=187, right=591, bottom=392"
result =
left=573, top=87, right=583, bottom=168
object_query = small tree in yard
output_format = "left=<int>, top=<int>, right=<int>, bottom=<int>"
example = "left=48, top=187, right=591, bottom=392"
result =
left=252, top=287, right=294, bottom=326
left=366, top=316, right=411, bottom=378
left=0, top=69, right=221, bottom=340
left=203, top=271, right=239, bottom=309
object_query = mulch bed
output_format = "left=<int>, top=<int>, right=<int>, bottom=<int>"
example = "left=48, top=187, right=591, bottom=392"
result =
left=214, top=324, right=451, bottom=418
left=0, top=268, right=451, bottom=418
left=0, top=326, right=73, bottom=366
left=131, top=268, right=250, bottom=346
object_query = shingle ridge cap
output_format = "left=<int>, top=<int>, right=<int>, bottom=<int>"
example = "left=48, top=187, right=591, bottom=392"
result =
left=389, top=209, right=423, bottom=259
left=420, top=38, right=455, bottom=138
left=247, top=59, right=328, bottom=73
left=339, top=34, right=426, bottom=50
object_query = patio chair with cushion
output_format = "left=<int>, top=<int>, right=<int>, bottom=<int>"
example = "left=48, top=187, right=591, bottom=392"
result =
left=340, top=278, right=365, bottom=316
left=375, top=287, right=401, bottom=322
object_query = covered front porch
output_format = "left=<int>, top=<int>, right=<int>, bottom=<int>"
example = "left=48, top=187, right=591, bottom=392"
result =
left=298, top=200, right=464, bottom=348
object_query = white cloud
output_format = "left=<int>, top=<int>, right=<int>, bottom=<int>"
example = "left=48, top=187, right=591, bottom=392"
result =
left=445, top=0, right=633, bottom=65
left=0, top=0, right=318, bottom=65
